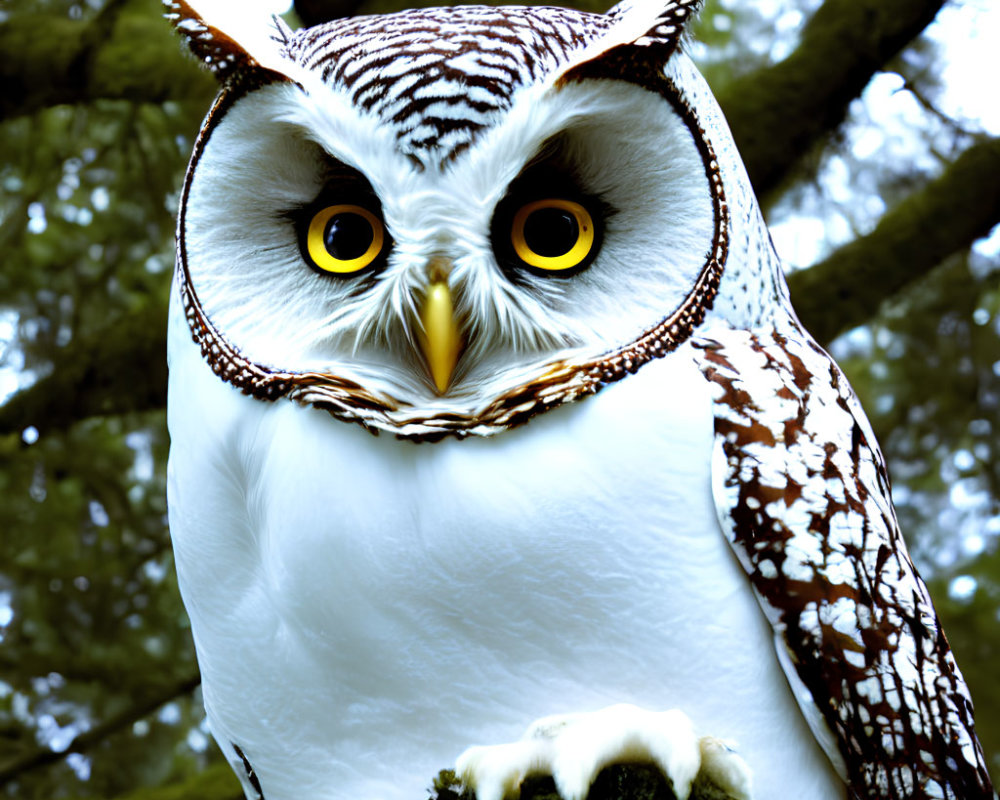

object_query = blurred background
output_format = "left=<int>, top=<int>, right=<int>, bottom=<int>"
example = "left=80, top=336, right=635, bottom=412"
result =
left=0, top=0, right=998, bottom=797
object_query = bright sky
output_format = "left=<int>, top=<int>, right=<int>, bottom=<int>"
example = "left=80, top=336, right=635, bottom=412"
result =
left=933, top=0, right=1000, bottom=134
left=769, top=0, right=1000, bottom=268
left=212, top=0, right=293, bottom=14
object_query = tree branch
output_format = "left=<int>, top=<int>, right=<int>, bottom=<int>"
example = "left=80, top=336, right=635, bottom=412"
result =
left=716, top=0, right=945, bottom=201
left=0, top=4, right=214, bottom=122
left=295, top=0, right=367, bottom=26
left=0, top=308, right=167, bottom=437
left=0, top=672, right=201, bottom=787
left=431, top=764, right=741, bottom=800
left=787, top=136, right=1000, bottom=345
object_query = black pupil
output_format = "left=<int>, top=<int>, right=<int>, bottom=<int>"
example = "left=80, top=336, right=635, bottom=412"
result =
left=325, top=212, right=375, bottom=261
left=523, top=207, right=580, bottom=258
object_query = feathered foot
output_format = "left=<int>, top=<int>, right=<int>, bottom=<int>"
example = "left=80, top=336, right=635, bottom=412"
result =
left=456, top=704, right=752, bottom=800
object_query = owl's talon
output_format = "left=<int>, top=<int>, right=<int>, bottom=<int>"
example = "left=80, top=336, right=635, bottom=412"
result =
left=696, top=737, right=752, bottom=800
left=457, top=704, right=749, bottom=800
left=457, top=741, right=552, bottom=800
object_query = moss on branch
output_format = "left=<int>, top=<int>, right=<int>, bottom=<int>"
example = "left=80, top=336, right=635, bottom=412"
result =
left=787, top=136, right=1000, bottom=344
left=0, top=0, right=215, bottom=122
left=716, top=0, right=945, bottom=201
left=0, top=309, right=167, bottom=437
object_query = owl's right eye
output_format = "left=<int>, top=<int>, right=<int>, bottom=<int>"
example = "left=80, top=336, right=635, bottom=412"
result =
left=490, top=159, right=607, bottom=280
left=302, top=204, right=388, bottom=276
left=510, top=199, right=596, bottom=273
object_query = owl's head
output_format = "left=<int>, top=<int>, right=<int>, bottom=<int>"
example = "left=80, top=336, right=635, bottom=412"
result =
left=167, top=0, right=785, bottom=438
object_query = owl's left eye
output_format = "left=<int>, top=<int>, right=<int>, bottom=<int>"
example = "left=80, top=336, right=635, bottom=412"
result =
left=303, top=204, right=387, bottom=275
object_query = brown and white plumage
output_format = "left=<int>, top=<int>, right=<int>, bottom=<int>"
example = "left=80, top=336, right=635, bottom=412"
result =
left=698, top=326, right=993, bottom=799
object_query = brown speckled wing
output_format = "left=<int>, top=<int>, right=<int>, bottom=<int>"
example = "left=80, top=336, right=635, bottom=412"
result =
left=694, top=326, right=994, bottom=800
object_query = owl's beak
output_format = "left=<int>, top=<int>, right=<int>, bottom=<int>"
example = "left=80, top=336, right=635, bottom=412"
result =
left=418, top=259, right=463, bottom=394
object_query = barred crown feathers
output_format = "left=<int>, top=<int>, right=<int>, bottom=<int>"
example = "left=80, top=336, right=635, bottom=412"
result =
left=284, top=7, right=608, bottom=162
left=165, top=0, right=705, bottom=163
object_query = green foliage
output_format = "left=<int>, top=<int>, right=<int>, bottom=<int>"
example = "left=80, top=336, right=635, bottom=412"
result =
left=73, top=763, right=244, bottom=800
left=0, top=413, right=211, bottom=798
left=932, top=548, right=1000, bottom=785
left=0, top=2, right=214, bottom=797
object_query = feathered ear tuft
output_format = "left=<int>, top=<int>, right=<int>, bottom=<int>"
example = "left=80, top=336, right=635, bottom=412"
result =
left=553, top=0, right=703, bottom=85
left=605, top=0, right=702, bottom=45
left=270, top=13, right=295, bottom=47
left=163, top=0, right=299, bottom=83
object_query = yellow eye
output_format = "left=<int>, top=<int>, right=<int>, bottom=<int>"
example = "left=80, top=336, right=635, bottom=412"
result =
left=510, top=199, right=595, bottom=272
left=305, top=204, right=386, bottom=274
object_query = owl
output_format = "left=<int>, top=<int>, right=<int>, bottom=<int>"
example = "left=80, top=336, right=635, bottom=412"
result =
left=163, top=1, right=995, bottom=799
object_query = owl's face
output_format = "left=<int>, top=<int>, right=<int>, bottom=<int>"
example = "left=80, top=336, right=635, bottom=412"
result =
left=171, top=0, right=762, bottom=437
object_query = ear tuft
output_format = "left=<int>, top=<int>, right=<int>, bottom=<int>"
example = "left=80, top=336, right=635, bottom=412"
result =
left=270, top=14, right=295, bottom=47
left=603, top=0, right=704, bottom=60
left=164, top=0, right=255, bottom=80
left=554, top=0, right=702, bottom=85
left=164, top=0, right=301, bottom=84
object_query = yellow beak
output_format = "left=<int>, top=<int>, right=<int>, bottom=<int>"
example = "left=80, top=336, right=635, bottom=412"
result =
left=419, top=263, right=462, bottom=394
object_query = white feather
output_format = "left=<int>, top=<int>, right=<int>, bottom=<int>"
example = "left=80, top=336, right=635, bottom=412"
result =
left=168, top=299, right=844, bottom=799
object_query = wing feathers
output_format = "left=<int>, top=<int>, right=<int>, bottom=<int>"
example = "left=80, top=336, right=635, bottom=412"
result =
left=696, top=327, right=993, bottom=800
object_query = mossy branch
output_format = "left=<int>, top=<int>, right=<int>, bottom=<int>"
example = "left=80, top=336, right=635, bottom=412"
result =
left=0, top=308, right=167, bottom=437
left=787, top=135, right=1000, bottom=344
left=431, top=765, right=742, bottom=800
left=0, top=672, right=201, bottom=788
left=716, top=0, right=946, bottom=201
left=0, top=0, right=215, bottom=122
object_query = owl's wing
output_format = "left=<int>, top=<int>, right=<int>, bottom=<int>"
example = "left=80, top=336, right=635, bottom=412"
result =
left=692, top=326, right=994, bottom=800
